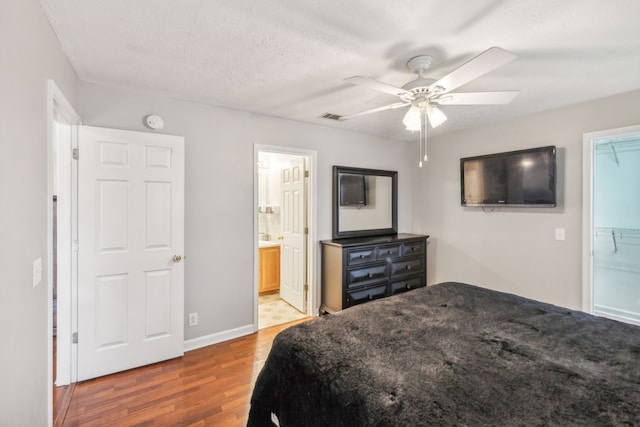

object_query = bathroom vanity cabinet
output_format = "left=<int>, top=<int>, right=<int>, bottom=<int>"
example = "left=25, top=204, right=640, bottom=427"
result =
left=259, top=245, right=280, bottom=295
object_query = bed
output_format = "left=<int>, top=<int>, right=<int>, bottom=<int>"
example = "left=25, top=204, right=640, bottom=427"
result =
left=247, top=282, right=640, bottom=426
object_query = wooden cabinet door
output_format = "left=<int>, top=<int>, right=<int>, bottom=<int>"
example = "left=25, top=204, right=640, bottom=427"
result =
left=259, top=246, right=280, bottom=295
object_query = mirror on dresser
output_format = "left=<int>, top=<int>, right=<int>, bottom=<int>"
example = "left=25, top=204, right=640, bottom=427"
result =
left=332, top=166, right=398, bottom=239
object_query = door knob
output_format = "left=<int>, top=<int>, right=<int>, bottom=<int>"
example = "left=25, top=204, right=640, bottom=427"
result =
left=173, top=255, right=182, bottom=263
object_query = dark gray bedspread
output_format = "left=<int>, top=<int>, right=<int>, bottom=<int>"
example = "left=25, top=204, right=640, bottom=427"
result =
left=247, top=282, right=640, bottom=426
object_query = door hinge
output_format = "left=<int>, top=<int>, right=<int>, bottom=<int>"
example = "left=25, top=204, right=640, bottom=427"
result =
left=72, top=240, right=79, bottom=253
left=72, top=148, right=79, bottom=160
left=304, top=283, right=309, bottom=292
left=304, top=170, right=309, bottom=178
left=304, top=227, right=308, bottom=235
left=72, top=332, right=78, bottom=344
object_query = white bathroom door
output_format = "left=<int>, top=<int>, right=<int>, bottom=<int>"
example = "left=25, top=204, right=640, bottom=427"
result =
left=77, top=126, right=185, bottom=381
left=280, top=157, right=307, bottom=313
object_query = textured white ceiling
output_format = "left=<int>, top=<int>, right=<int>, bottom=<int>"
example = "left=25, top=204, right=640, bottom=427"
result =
left=39, top=0, right=640, bottom=141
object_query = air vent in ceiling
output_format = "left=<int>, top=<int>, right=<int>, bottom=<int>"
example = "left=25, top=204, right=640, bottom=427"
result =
left=320, top=113, right=343, bottom=121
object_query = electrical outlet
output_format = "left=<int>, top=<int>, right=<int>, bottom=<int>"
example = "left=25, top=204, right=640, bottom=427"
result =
left=188, top=312, right=198, bottom=327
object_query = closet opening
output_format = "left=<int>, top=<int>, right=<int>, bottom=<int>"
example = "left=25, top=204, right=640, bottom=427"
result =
left=583, top=124, right=640, bottom=325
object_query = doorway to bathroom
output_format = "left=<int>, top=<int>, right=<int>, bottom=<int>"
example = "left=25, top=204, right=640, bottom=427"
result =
left=254, top=146, right=316, bottom=330
left=583, top=124, right=640, bottom=325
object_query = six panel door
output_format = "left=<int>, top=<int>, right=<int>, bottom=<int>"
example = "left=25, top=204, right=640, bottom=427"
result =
left=77, top=126, right=185, bottom=381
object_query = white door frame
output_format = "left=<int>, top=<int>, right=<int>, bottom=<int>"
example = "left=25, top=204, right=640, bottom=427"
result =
left=253, top=144, right=318, bottom=331
left=47, top=80, right=81, bottom=426
left=581, top=124, right=640, bottom=313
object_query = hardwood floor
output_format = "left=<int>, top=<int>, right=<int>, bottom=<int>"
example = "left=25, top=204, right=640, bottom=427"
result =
left=54, top=319, right=308, bottom=426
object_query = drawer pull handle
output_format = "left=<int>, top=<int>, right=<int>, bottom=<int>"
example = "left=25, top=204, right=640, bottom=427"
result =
left=406, top=284, right=412, bottom=290
left=368, top=294, right=373, bottom=300
left=368, top=273, right=373, bottom=278
left=411, top=247, right=416, bottom=251
left=406, top=265, right=412, bottom=270
left=360, top=254, right=366, bottom=258
left=388, top=250, right=392, bottom=254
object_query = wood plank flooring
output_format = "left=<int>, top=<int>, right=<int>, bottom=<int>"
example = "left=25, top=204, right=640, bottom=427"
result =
left=54, top=319, right=308, bottom=427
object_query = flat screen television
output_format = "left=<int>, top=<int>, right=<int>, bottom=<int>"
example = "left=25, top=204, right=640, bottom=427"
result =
left=460, top=145, right=556, bottom=207
left=339, top=173, right=367, bottom=206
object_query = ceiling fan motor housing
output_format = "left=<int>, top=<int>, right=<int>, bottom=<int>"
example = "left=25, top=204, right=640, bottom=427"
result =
left=401, top=78, right=437, bottom=104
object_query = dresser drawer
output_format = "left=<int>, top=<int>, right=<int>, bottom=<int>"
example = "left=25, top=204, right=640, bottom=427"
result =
left=376, top=244, right=401, bottom=260
left=389, top=276, right=424, bottom=296
left=390, top=257, right=423, bottom=278
left=346, top=283, right=388, bottom=307
left=347, top=263, right=388, bottom=288
left=346, top=246, right=376, bottom=265
left=402, top=241, right=424, bottom=256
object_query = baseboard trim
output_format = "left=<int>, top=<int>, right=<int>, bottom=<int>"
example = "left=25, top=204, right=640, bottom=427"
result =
left=183, top=324, right=255, bottom=352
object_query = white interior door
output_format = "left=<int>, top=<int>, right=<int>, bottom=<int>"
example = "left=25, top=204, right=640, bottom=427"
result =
left=77, top=126, right=185, bottom=381
left=279, top=157, right=306, bottom=312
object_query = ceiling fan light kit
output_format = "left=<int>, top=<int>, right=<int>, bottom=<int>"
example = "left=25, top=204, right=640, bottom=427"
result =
left=328, top=47, right=519, bottom=167
left=426, top=104, right=447, bottom=128
left=402, top=106, right=421, bottom=131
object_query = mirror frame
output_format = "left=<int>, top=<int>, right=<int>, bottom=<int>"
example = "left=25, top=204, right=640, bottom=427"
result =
left=332, top=166, right=398, bottom=239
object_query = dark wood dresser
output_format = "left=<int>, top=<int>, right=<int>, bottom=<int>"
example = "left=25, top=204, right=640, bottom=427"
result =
left=320, top=233, right=429, bottom=313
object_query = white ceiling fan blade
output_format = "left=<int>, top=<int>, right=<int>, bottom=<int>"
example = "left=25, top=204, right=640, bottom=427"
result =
left=339, top=102, right=410, bottom=120
left=345, top=76, right=413, bottom=98
left=429, top=47, right=516, bottom=94
left=433, top=91, right=519, bottom=105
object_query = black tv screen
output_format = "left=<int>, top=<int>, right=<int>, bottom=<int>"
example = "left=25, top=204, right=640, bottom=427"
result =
left=339, top=174, right=367, bottom=206
left=461, top=146, right=556, bottom=207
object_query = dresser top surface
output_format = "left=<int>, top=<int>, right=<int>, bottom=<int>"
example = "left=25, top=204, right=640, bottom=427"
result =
left=321, top=233, right=429, bottom=248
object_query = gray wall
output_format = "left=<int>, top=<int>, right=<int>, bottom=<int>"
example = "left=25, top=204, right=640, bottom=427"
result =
left=0, top=0, right=78, bottom=425
left=78, top=82, right=416, bottom=340
left=412, top=89, right=640, bottom=310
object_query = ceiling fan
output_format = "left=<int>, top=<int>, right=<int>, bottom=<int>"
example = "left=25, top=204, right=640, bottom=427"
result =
left=325, top=47, right=519, bottom=166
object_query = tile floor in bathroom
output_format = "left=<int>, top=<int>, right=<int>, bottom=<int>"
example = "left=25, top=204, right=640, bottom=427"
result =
left=259, top=292, right=307, bottom=329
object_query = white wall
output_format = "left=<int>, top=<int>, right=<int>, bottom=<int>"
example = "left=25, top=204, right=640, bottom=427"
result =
left=0, top=0, right=78, bottom=425
left=412, top=89, right=640, bottom=310
left=78, top=82, right=415, bottom=340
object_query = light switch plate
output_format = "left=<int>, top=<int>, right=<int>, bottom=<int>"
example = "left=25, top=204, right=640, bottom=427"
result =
left=555, top=228, right=566, bottom=241
left=33, top=257, right=42, bottom=287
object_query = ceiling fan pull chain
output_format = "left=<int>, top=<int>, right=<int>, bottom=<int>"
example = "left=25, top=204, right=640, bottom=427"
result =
left=423, top=108, right=428, bottom=162
left=418, top=117, right=423, bottom=168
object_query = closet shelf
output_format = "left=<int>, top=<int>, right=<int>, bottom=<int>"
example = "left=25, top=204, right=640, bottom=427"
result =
left=595, top=227, right=640, bottom=253
left=595, top=139, right=640, bottom=166
left=595, top=227, right=640, bottom=237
